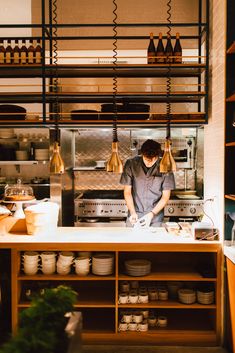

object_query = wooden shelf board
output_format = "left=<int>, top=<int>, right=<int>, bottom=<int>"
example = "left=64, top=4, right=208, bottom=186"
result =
left=227, top=42, right=235, bottom=54
left=226, top=142, right=235, bottom=147
left=118, top=301, right=216, bottom=309
left=225, top=195, right=235, bottom=201
left=18, top=301, right=115, bottom=308
left=81, top=330, right=217, bottom=345
left=19, top=271, right=216, bottom=281
left=18, top=274, right=116, bottom=281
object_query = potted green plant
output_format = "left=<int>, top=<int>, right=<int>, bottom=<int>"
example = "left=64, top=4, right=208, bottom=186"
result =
left=0, top=285, right=77, bottom=353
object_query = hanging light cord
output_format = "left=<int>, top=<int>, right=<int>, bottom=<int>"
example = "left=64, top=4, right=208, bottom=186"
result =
left=52, top=0, right=59, bottom=142
left=112, top=0, right=118, bottom=143
left=166, top=0, right=172, bottom=140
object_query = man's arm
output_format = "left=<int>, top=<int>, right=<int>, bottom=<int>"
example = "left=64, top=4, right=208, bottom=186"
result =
left=123, top=185, right=138, bottom=224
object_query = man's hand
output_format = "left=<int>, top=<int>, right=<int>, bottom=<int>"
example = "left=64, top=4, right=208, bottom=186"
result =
left=138, top=212, right=154, bottom=228
left=129, top=213, right=138, bottom=225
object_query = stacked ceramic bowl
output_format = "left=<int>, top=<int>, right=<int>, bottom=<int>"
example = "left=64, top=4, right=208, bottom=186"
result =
left=22, top=251, right=40, bottom=275
left=92, top=253, right=114, bottom=275
left=124, top=259, right=151, bottom=277
left=178, top=289, right=196, bottom=304
left=197, top=289, right=214, bottom=304
left=74, top=256, right=91, bottom=276
left=40, top=251, right=56, bottom=275
left=56, top=251, right=75, bottom=275
left=34, top=148, right=49, bottom=161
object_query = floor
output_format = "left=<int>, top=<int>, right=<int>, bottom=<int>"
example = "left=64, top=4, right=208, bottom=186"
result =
left=83, top=346, right=229, bottom=353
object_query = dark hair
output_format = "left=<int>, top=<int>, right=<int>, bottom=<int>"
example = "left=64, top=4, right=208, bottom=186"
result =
left=140, top=139, right=162, bottom=158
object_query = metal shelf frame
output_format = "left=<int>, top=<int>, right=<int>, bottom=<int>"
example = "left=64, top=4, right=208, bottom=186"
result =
left=0, top=0, right=209, bottom=127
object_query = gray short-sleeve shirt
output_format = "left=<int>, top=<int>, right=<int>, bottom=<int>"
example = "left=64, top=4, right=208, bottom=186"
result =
left=120, top=156, right=175, bottom=223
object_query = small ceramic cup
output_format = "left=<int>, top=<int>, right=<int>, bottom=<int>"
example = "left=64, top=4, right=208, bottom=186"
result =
left=118, top=322, right=128, bottom=332
left=122, top=312, right=132, bottom=324
left=148, top=315, right=157, bottom=328
left=128, top=293, right=139, bottom=304
left=120, top=281, right=130, bottom=293
left=128, top=322, right=138, bottom=331
left=157, top=316, right=168, bottom=328
left=132, top=312, right=143, bottom=323
left=138, top=320, right=148, bottom=332
left=138, top=293, right=149, bottom=304
left=118, top=292, right=129, bottom=304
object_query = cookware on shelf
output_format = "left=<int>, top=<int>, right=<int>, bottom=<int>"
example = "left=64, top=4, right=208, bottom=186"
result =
left=0, top=105, right=26, bottom=120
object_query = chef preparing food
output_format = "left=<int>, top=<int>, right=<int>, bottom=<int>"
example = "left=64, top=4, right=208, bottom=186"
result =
left=120, top=139, right=175, bottom=227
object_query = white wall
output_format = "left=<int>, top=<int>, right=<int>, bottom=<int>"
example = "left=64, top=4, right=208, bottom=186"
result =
left=1, top=0, right=32, bottom=37
left=203, top=1, right=226, bottom=236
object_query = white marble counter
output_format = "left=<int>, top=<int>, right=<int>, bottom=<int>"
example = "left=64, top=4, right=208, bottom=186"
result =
left=224, top=244, right=235, bottom=264
left=0, top=216, right=220, bottom=246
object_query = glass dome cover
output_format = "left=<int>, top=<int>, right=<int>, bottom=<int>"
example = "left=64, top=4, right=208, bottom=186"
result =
left=4, top=178, right=35, bottom=201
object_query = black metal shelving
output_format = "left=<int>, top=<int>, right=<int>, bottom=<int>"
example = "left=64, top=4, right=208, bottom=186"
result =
left=0, top=64, right=206, bottom=78
left=0, top=0, right=209, bottom=127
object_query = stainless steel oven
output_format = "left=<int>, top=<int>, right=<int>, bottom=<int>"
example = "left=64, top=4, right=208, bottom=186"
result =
left=164, top=199, right=204, bottom=222
left=74, top=190, right=128, bottom=227
left=74, top=190, right=203, bottom=226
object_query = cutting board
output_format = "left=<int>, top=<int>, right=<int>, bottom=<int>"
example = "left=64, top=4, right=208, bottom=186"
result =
left=171, top=189, right=197, bottom=196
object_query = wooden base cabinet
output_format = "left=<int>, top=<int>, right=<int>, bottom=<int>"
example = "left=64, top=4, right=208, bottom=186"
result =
left=11, top=243, right=222, bottom=346
left=226, top=258, right=235, bottom=353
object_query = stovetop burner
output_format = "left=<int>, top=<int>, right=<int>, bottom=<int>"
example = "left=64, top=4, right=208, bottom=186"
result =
left=79, top=190, right=124, bottom=200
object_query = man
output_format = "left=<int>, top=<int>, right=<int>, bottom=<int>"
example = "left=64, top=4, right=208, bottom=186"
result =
left=120, top=139, right=175, bottom=227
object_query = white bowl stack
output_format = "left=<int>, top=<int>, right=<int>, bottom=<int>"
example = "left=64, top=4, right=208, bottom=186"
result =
left=40, top=251, right=57, bottom=275
left=178, top=289, right=196, bottom=304
left=124, top=259, right=151, bottom=277
left=56, top=251, right=75, bottom=275
left=92, top=253, right=114, bottom=275
left=22, top=251, right=40, bottom=275
left=74, top=256, right=91, bottom=276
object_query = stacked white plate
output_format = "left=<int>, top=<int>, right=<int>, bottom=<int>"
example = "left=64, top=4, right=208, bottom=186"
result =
left=124, top=259, right=151, bottom=277
left=178, top=289, right=196, bottom=304
left=197, top=290, right=214, bottom=305
left=92, top=253, right=114, bottom=275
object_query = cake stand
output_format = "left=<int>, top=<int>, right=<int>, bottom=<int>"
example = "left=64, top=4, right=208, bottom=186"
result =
left=3, top=199, right=36, bottom=219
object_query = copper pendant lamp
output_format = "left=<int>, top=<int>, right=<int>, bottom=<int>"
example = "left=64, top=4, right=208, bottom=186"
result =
left=106, top=0, right=123, bottom=173
left=159, top=0, right=176, bottom=174
left=50, top=0, right=65, bottom=174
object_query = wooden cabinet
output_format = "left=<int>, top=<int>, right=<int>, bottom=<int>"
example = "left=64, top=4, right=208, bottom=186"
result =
left=11, top=242, right=222, bottom=345
left=226, top=257, right=235, bottom=353
left=225, top=1, right=235, bottom=246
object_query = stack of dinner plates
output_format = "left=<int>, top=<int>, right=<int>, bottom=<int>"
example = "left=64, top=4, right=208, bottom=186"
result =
left=124, top=259, right=151, bottom=277
left=197, top=289, right=214, bottom=305
left=92, top=253, right=114, bottom=276
left=178, top=289, right=196, bottom=304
